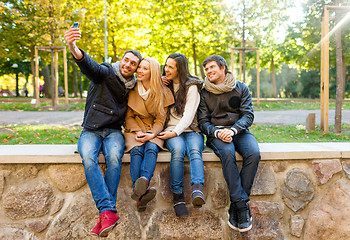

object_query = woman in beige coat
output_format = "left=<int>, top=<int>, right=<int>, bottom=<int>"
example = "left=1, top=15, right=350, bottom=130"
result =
left=124, top=57, right=174, bottom=212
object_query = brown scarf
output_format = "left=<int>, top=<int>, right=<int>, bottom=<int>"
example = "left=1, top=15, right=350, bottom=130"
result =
left=204, top=70, right=236, bottom=94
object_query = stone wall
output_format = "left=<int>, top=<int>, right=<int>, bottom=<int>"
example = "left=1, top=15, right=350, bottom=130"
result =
left=0, top=143, right=350, bottom=239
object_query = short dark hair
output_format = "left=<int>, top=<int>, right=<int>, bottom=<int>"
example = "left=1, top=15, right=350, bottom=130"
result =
left=123, top=50, right=142, bottom=65
left=203, top=55, right=229, bottom=74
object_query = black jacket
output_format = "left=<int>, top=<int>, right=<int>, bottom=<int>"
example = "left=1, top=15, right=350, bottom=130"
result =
left=74, top=50, right=133, bottom=130
left=197, top=81, right=254, bottom=138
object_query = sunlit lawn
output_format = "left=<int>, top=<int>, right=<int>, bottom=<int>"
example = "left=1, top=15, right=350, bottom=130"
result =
left=1, top=125, right=81, bottom=144
left=1, top=124, right=349, bottom=144
left=1, top=98, right=350, bottom=111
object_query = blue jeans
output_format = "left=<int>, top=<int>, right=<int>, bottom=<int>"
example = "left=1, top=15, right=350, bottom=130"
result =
left=129, top=141, right=159, bottom=188
left=207, top=130, right=260, bottom=203
left=165, top=132, right=205, bottom=194
left=78, top=129, right=124, bottom=214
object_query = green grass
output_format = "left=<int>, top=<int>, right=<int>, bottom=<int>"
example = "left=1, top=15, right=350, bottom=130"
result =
left=250, top=123, right=350, bottom=143
left=253, top=100, right=350, bottom=111
left=1, top=124, right=349, bottom=144
left=1, top=125, right=81, bottom=144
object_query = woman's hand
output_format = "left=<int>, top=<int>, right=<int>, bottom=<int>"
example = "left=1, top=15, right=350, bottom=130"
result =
left=161, top=76, right=172, bottom=86
left=135, top=132, right=155, bottom=143
left=157, top=131, right=177, bottom=140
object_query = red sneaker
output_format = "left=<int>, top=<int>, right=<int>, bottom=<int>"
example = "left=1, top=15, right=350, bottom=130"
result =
left=91, top=216, right=102, bottom=235
left=99, top=211, right=120, bottom=237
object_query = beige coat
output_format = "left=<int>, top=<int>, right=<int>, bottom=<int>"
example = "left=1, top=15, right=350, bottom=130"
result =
left=124, top=86, right=174, bottom=152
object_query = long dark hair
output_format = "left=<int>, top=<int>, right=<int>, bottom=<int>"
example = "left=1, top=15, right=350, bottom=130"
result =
left=163, top=53, right=193, bottom=115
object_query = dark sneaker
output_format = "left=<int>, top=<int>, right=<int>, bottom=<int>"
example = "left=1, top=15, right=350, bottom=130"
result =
left=191, top=183, right=205, bottom=208
left=227, top=202, right=239, bottom=231
left=235, top=201, right=252, bottom=232
left=137, top=187, right=157, bottom=212
left=99, top=211, right=120, bottom=237
left=131, top=176, right=148, bottom=201
left=173, top=192, right=188, bottom=217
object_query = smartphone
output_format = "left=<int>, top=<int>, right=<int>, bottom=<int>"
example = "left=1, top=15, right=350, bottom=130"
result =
left=72, top=22, right=79, bottom=28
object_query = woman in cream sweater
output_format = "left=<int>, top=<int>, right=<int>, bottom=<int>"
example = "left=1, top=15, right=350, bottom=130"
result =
left=158, top=53, right=205, bottom=217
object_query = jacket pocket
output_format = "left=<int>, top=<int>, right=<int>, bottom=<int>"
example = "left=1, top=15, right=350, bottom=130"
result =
left=92, top=103, right=115, bottom=115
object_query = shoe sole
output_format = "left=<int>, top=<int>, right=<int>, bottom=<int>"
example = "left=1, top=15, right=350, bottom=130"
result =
left=137, top=188, right=156, bottom=212
left=238, top=223, right=252, bottom=232
left=192, top=196, right=205, bottom=208
left=227, top=212, right=239, bottom=231
left=99, top=218, right=120, bottom=237
left=132, top=177, right=148, bottom=201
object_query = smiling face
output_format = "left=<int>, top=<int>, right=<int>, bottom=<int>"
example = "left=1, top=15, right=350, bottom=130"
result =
left=164, top=58, right=179, bottom=83
left=119, top=52, right=140, bottom=78
left=204, top=60, right=226, bottom=85
left=137, top=60, right=151, bottom=83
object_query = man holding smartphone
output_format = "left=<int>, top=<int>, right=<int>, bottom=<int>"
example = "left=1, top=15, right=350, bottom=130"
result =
left=64, top=23, right=142, bottom=237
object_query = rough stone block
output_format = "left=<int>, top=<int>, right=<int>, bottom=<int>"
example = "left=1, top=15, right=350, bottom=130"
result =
left=211, top=182, right=229, bottom=209
left=312, top=159, right=342, bottom=185
left=0, top=227, right=38, bottom=240
left=306, top=113, right=315, bottom=131
left=251, top=163, right=277, bottom=196
left=3, top=181, right=55, bottom=220
left=304, top=179, right=350, bottom=240
left=290, top=215, right=304, bottom=237
left=230, top=201, right=284, bottom=240
left=147, top=207, right=223, bottom=239
left=281, top=168, right=315, bottom=212
left=342, top=161, right=350, bottom=179
left=26, top=219, right=50, bottom=233
left=48, top=164, right=86, bottom=192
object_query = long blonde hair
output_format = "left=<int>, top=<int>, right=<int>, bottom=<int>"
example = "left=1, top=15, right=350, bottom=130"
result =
left=142, top=57, right=168, bottom=115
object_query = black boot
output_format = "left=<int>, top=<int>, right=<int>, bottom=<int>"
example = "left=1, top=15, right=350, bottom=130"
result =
left=235, top=200, right=252, bottom=232
left=173, top=192, right=188, bottom=217
left=227, top=202, right=239, bottom=231
left=191, top=183, right=205, bottom=208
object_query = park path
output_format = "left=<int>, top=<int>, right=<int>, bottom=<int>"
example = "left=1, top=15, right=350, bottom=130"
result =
left=0, top=109, right=349, bottom=127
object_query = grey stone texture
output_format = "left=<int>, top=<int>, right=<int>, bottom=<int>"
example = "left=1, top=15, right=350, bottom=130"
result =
left=290, top=215, right=304, bottom=237
left=281, top=168, right=315, bottom=212
left=251, top=163, right=277, bottom=195
left=312, top=159, right=342, bottom=185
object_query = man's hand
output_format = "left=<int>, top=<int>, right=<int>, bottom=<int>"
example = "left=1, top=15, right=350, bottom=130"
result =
left=157, top=131, right=177, bottom=140
left=217, top=129, right=234, bottom=143
left=64, top=26, right=83, bottom=60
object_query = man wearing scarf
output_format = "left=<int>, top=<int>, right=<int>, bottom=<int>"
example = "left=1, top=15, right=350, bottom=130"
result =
left=198, top=55, right=260, bottom=233
left=64, top=26, right=142, bottom=237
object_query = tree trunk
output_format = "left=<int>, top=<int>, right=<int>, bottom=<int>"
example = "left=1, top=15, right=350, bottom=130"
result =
left=271, top=57, right=276, bottom=98
left=30, top=46, right=37, bottom=98
left=199, top=64, right=206, bottom=79
left=72, top=61, right=78, bottom=97
left=42, top=64, right=51, bottom=99
left=335, top=7, right=344, bottom=133
left=192, top=43, right=197, bottom=76
left=242, top=0, right=246, bottom=83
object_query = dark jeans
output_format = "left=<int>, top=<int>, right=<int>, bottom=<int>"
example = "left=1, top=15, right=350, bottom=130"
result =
left=207, top=130, right=260, bottom=203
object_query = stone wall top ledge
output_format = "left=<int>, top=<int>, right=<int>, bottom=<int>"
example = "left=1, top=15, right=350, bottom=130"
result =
left=0, top=142, right=349, bottom=164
